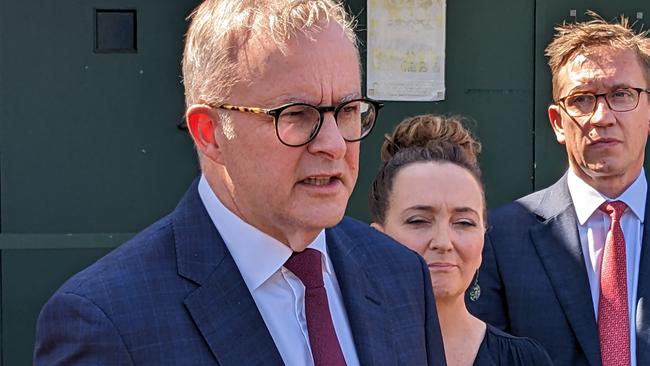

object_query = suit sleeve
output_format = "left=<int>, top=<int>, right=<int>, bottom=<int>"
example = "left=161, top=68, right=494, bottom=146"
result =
left=467, top=232, right=510, bottom=331
left=420, top=256, right=447, bottom=366
left=34, top=291, right=133, bottom=365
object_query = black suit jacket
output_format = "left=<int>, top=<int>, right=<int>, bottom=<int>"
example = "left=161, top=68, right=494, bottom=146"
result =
left=469, top=174, right=650, bottom=365
left=34, top=179, right=446, bottom=365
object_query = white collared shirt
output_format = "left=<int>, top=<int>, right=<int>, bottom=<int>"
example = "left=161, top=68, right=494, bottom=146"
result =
left=198, top=175, right=360, bottom=366
left=568, top=168, right=647, bottom=366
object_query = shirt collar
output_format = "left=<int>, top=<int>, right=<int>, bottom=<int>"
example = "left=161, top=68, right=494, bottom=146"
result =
left=197, top=175, right=332, bottom=292
left=567, top=168, right=647, bottom=225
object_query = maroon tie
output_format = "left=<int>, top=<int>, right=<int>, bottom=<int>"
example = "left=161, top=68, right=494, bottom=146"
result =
left=598, top=201, right=630, bottom=366
left=284, top=249, right=347, bottom=366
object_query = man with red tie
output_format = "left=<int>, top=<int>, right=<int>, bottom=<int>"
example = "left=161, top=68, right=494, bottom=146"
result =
left=469, top=13, right=650, bottom=366
left=33, top=1, right=446, bottom=365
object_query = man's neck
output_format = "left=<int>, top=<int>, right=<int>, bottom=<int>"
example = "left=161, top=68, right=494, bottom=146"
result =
left=572, top=165, right=643, bottom=198
left=203, top=166, right=319, bottom=251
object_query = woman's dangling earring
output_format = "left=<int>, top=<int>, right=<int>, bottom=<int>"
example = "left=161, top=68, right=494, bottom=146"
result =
left=469, top=270, right=481, bottom=302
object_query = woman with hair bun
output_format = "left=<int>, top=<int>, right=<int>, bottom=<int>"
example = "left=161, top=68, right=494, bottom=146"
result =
left=369, top=114, right=553, bottom=365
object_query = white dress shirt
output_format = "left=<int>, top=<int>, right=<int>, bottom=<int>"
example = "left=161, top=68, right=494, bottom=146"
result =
left=568, top=168, right=647, bottom=366
left=198, top=176, right=360, bottom=366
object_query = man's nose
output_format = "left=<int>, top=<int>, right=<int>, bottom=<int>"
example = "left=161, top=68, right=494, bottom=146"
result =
left=589, top=96, right=615, bottom=126
left=307, top=112, right=347, bottom=159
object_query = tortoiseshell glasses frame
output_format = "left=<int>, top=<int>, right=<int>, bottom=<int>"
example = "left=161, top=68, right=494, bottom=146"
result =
left=212, top=98, right=383, bottom=147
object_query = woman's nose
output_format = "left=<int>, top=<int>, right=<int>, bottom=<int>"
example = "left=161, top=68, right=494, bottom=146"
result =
left=428, top=226, right=452, bottom=251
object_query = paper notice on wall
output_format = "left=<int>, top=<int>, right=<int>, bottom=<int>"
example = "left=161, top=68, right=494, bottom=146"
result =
left=367, top=0, right=446, bottom=101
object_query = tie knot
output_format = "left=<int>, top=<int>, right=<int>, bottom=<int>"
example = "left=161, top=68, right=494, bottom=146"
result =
left=284, top=248, right=323, bottom=289
left=599, top=200, right=628, bottom=221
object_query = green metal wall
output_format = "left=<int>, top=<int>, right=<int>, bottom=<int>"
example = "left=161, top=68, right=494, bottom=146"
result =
left=0, top=1, right=199, bottom=364
left=0, top=0, right=647, bottom=364
left=348, top=0, right=536, bottom=221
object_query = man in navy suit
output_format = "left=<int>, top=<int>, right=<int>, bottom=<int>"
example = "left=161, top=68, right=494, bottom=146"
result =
left=468, top=14, right=650, bottom=366
left=33, top=1, right=446, bottom=365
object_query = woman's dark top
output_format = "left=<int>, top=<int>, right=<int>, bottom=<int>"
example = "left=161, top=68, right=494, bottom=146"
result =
left=473, top=324, right=554, bottom=365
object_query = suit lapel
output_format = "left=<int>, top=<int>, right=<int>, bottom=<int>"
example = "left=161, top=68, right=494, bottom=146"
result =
left=326, top=226, right=394, bottom=366
left=529, top=177, right=601, bottom=366
left=173, top=181, right=283, bottom=366
left=635, top=186, right=650, bottom=364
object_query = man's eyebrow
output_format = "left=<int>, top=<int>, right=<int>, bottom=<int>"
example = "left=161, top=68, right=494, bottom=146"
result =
left=339, top=92, right=362, bottom=103
left=264, top=94, right=310, bottom=106
left=608, top=83, right=637, bottom=90
left=567, top=83, right=637, bottom=95
left=566, top=84, right=595, bottom=94
left=264, top=92, right=362, bottom=107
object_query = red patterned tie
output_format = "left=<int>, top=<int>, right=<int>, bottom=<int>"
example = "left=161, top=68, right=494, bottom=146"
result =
left=284, top=249, right=347, bottom=366
left=598, top=201, right=630, bottom=366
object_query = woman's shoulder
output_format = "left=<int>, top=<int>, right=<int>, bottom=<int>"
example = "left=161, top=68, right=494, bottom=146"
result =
left=477, top=324, right=554, bottom=365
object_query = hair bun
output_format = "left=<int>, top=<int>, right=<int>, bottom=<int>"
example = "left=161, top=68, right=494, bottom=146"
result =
left=380, top=114, right=481, bottom=165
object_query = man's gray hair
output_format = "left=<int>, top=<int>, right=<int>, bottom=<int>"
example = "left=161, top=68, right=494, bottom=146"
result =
left=182, top=0, right=357, bottom=109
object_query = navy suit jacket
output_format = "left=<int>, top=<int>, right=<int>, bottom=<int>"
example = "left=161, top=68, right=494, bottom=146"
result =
left=468, top=174, right=650, bottom=366
left=34, top=180, right=446, bottom=365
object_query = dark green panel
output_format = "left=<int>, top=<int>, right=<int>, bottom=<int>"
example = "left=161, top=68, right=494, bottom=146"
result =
left=0, top=0, right=538, bottom=364
left=347, top=0, right=535, bottom=221
left=2, top=244, right=121, bottom=366
left=0, top=0, right=201, bottom=234
left=534, top=2, right=650, bottom=190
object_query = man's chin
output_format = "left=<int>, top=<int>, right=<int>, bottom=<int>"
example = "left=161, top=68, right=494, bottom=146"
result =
left=571, top=156, right=605, bottom=173
left=582, top=161, right=620, bottom=177
left=289, top=194, right=349, bottom=227
left=577, top=163, right=638, bottom=185
left=315, top=213, right=346, bottom=229
left=299, top=209, right=346, bottom=230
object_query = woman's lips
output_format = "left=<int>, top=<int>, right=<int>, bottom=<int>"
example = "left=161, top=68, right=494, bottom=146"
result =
left=427, top=262, right=457, bottom=271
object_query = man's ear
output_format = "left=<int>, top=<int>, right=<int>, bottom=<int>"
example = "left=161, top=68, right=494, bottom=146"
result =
left=370, top=222, right=384, bottom=233
left=548, top=104, right=566, bottom=144
left=186, top=105, right=224, bottom=164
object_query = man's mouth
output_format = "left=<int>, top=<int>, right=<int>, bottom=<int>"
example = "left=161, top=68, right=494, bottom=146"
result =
left=589, top=137, right=620, bottom=146
left=301, top=176, right=338, bottom=186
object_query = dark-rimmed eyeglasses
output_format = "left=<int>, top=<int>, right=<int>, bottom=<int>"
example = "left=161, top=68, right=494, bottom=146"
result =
left=212, top=98, right=383, bottom=147
left=556, top=87, right=650, bottom=117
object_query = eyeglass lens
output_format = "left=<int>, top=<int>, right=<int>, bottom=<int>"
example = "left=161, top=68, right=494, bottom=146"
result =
left=276, top=100, right=375, bottom=146
left=564, top=88, right=640, bottom=116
